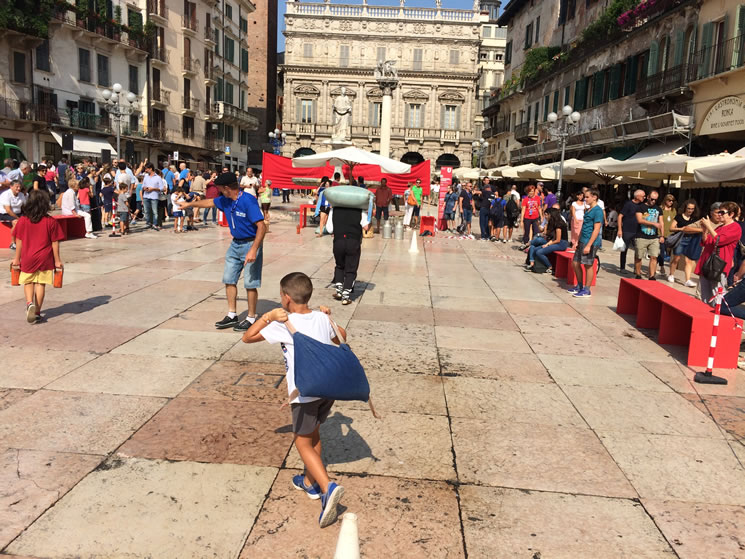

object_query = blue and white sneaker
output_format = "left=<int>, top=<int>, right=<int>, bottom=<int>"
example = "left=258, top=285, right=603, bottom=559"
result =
left=573, top=288, right=592, bottom=298
left=292, top=474, right=321, bottom=500
left=566, top=285, right=581, bottom=295
left=319, top=482, right=345, bottom=528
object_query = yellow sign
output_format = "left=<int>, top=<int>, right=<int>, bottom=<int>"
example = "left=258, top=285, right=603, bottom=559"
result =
left=700, top=96, right=745, bottom=135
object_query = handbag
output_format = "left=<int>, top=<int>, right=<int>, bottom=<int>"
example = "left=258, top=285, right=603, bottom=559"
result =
left=664, top=231, right=684, bottom=251
left=407, top=191, right=417, bottom=206
left=701, top=237, right=726, bottom=282
left=287, top=316, right=371, bottom=402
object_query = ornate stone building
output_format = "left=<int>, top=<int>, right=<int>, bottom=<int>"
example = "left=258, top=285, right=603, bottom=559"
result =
left=280, top=0, right=482, bottom=169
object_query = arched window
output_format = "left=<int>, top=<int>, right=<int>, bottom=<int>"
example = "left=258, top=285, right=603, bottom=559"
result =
left=436, top=153, right=461, bottom=169
left=293, top=147, right=316, bottom=157
left=401, top=152, right=424, bottom=165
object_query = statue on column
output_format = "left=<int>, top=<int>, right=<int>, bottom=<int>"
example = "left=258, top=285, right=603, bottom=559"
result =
left=332, top=87, right=352, bottom=142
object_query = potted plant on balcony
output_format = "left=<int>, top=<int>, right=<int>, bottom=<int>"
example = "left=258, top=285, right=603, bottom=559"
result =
left=112, top=6, right=121, bottom=40
left=75, top=0, right=88, bottom=27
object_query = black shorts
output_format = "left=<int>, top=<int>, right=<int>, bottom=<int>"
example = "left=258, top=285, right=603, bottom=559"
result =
left=103, top=203, right=113, bottom=213
left=412, top=205, right=421, bottom=217
left=261, top=202, right=271, bottom=212
left=291, top=398, right=334, bottom=435
left=491, top=216, right=504, bottom=228
left=375, top=205, right=389, bottom=220
left=320, top=206, right=330, bottom=215
left=0, top=213, right=15, bottom=222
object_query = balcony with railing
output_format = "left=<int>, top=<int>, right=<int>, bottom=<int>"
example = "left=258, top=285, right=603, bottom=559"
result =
left=212, top=102, right=259, bottom=128
left=689, top=34, right=745, bottom=83
left=52, top=5, right=147, bottom=51
left=151, top=89, right=171, bottom=106
left=637, top=63, right=691, bottom=102
left=150, top=46, right=169, bottom=65
left=57, top=109, right=111, bottom=132
left=203, top=65, right=216, bottom=84
left=204, top=24, right=215, bottom=44
left=182, top=57, right=199, bottom=75
left=147, top=0, right=168, bottom=22
left=284, top=122, right=474, bottom=144
left=285, top=1, right=477, bottom=21
left=182, top=15, right=198, bottom=34
left=182, top=96, right=200, bottom=113
left=514, top=121, right=534, bottom=143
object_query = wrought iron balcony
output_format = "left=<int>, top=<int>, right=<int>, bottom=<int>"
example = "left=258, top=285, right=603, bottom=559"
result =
left=637, top=64, right=691, bottom=102
left=147, top=0, right=168, bottom=21
left=151, top=89, right=171, bottom=105
left=689, top=34, right=745, bottom=82
left=514, top=121, right=534, bottom=142
left=182, top=15, right=198, bottom=33
left=150, top=46, right=169, bottom=64
left=182, top=56, right=199, bottom=74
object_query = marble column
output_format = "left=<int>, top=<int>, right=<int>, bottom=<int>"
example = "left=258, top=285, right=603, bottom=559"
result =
left=378, top=82, right=398, bottom=158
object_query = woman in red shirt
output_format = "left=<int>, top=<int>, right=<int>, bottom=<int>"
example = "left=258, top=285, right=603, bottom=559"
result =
left=696, top=201, right=741, bottom=304
left=11, top=190, right=65, bottom=323
left=203, top=172, right=220, bottom=224
left=520, top=184, right=543, bottom=245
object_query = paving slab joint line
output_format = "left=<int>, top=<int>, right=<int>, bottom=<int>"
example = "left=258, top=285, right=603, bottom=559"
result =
left=425, top=245, right=470, bottom=559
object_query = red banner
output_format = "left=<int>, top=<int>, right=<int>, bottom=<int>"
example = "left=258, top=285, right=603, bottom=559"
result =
left=261, top=152, right=431, bottom=196
left=438, top=166, right=453, bottom=230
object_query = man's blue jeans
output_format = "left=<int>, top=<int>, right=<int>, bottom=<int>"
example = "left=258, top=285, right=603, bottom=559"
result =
left=534, top=239, right=569, bottom=269
left=479, top=209, right=491, bottom=239
left=722, top=281, right=745, bottom=320
left=143, top=198, right=159, bottom=227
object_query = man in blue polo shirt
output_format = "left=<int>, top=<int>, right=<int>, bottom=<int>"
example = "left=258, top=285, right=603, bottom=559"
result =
left=178, top=172, right=267, bottom=331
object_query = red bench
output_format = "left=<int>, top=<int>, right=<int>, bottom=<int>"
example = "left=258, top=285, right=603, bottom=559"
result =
left=616, top=278, right=742, bottom=368
left=548, top=250, right=598, bottom=287
left=52, top=214, right=86, bottom=240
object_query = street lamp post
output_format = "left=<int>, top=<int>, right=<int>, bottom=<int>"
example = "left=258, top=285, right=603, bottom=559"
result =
left=471, top=137, right=488, bottom=185
left=101, top=83, right=138, bottom=161
left=546, top=105, right=581, bottom=201
left=268, top=128, right=287, bottom=155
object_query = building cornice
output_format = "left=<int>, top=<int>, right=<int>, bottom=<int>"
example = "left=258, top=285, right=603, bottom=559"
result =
left=281, top=65, right=478, bottom=81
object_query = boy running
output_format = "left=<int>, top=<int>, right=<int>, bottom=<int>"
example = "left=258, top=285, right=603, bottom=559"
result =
left=241, top=272, right=346, bottom=528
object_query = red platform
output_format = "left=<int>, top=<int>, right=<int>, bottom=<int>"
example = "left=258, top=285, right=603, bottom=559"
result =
left=549, top=250, right=598, bottom=286
left=616, top=278, right=742, bottom=368
left=420, top=216, right=436, bottom=237
left=0, top=221, right=12, bottom=246
left=52, top=215, right=86, bottom=240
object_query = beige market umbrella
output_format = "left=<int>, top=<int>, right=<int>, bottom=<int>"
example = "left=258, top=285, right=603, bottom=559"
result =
left=595, top=139, right=689, bottom=176
left=693, top=148, right=745, bottom=183
left=501, top=163, right=542, bottom=179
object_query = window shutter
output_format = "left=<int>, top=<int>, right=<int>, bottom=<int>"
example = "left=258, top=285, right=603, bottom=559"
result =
left=313, top=100, right=317, bottom=124
left=543, top=95, right=549, bottom=120
left=609, top=64, right=621, bottom=100
left=699, top=22, right=714, bottom=78
left=673, top=30, right=685, bottom=66
left=573, top=79, right=583, bottom=110
left=734, top=5, right=745, bottom=67
left=369, top=102, right=374, bottom=126
left=296, top=99, right=301, bottom=122
left=552, top=90, right=559, bottom=112
left=440, top=104, right=446, bottom=129
left=455, top=105, right=461, bottom=131
left=404, top=104, right=409, bottom=128
left=648, top=40, right=659, bottom=76
left=592, top=71, right=604, bottom=107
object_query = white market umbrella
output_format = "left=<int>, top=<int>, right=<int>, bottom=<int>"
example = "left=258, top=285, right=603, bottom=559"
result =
left=501, top=163, right=541, bottom=179
left=292, top=146, right=411, bottom=175
left=595, top=139, right=688, bottom=176
left=692, top=148, right=745, bottom=183
left=453, top=167, right=484, bottom=180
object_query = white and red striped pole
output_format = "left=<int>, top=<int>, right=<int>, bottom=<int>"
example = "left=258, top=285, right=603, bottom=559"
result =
left=694, top=285, right=728, bottom=385
left=109, top=194, right=120, bottom=237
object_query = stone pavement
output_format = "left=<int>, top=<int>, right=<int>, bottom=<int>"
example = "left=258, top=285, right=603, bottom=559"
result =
left=1, top=212, right=745, bottom=558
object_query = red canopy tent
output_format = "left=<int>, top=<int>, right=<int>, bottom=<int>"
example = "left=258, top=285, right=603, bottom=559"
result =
left=261, top=152, right=431, bottom=195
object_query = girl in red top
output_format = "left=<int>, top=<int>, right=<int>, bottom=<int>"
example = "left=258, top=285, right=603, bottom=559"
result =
left=696, top=201, right=741, bottom=304
left=520, top=184, right=543, bottom=245
left=11, top=190, right=65, bottom=323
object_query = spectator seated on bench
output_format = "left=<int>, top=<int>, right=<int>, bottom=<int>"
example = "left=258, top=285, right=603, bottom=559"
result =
left=60, top=179, right=96, bottom=239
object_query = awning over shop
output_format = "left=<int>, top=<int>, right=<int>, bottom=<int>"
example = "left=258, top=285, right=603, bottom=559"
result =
left=51, top=131, right=117, bottom=157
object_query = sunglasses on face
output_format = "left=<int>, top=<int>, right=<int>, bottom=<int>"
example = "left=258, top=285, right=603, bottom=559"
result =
left=715, top=210, right=727, bottom=215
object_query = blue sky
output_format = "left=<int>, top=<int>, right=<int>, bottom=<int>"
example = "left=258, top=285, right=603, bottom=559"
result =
left=276, top=0, right=480, bottom=51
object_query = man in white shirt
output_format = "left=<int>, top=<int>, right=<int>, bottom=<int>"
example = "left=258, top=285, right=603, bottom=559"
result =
left=430, top=179, right=440, bottom=205
left=61, top=180, right=96, bottom=238
left=241, top=168, right=259, bottom=197
left=4, top=158, right=23, bottom=183
left=0, top=180, right=27, bottom=248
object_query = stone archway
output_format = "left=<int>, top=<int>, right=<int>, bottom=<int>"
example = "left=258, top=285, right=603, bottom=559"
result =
left=293, top=147, right=316, bottom=157
left=401, top=151, right=425, bottom=165
left=436, top=153, right=461, bottom=169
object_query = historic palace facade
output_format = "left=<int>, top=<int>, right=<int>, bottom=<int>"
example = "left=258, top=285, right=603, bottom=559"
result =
left=280, top=0, right=483, bottom=169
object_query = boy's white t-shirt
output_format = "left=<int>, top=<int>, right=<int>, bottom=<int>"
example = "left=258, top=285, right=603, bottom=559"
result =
left=261, top=311, right=337, bottom=404
left=170, top=192, right=181, bottom=209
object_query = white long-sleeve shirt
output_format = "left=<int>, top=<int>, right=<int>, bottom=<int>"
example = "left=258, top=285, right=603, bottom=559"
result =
left=60, top=188, right=79, bottom=215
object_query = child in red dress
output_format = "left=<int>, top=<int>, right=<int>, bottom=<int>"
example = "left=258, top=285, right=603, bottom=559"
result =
left=11, top=190, right=65, bottom=323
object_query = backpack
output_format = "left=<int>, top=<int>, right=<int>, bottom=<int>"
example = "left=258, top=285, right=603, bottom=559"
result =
left=506, top=197, right=520, bottom=219
left=489, top=199, right=503, bottom=219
